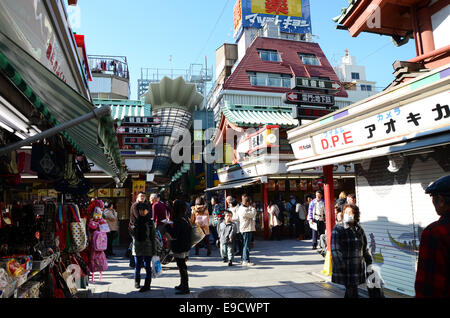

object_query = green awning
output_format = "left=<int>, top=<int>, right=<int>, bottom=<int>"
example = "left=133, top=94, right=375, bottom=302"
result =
left=94, top=99, right=152, bottom=120
left=222, top=102, right=299, bottom=128
left=0, top=31, right=125, bottom=181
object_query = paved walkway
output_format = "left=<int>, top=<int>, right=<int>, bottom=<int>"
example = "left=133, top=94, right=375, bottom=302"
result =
left=86, top=238, right=355, bottom=298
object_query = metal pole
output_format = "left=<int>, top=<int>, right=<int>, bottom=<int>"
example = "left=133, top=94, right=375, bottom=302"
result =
left=0, top=106, right=111, bottom=155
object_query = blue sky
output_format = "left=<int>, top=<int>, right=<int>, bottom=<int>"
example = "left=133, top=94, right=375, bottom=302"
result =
left=70, top=0, right=415, bottom=100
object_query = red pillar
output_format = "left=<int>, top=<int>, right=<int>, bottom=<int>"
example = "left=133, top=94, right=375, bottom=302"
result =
left=263, top=182, right=270, bottom=240
left=323, top=165, right=335, bottom=253
left=224, top=190, right=228, bottom=209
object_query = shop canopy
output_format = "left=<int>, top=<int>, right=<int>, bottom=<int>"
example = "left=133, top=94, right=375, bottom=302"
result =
left=205, top=177, right=264, bottom=192
left=94, top=99, right=151, bottom=120
left=287, top=132, right=450, bottom=172
left=0, top=31, right=125, bottom=181
left=287, top=64, right=450, bottom=173
left=222, top=102, right=299, bottom=128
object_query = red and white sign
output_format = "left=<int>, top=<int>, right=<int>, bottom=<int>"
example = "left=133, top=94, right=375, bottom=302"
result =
left=331, top=81, right=342, bottom=92
left=292, top=90, right=450, bottom=161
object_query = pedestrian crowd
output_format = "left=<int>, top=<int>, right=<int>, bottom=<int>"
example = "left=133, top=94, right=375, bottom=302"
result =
left=110, top=174, right=450, bottom=298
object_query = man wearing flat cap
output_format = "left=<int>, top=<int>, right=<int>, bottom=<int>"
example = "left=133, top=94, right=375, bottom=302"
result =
left=415, top=175, right=450, bottom=298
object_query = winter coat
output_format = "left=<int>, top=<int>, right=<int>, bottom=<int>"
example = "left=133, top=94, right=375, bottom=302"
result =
left=167, top=217, right=192, bottom=254
left=331, top=223, right=372, bottom=287
left=190, top=205, right=210, bottom=235
left=238, top=205, right=256, bottom=233
left=103, top=208, right=118, bottom=231
left=218, top=221, right=237, bottom=245
left=268, top=204, right=282, bottom=228
left=229, top=205, right=241, bottom=233
left=131, top=215, right=157, bottom=257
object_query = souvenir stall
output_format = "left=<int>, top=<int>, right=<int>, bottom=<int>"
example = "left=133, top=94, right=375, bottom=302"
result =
left=0, top=133, right=111, bottom=298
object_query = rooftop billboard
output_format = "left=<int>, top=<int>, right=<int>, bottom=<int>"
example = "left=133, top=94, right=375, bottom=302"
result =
left=233, top=0, right=312, bottom=40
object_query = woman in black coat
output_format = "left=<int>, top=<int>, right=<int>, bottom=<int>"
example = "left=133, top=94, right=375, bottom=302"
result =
left=331, top=204, right=372, bottom=298
left=165, top=199, right=192, bottom=295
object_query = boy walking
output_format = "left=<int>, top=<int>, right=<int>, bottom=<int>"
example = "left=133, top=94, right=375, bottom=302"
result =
left=218, top=210, right=237, bottom=266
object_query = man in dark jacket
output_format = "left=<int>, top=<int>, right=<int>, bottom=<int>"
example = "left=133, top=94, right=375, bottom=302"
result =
left=415, top=175, right=450, bottom=298
left=165, top=200, right=192, bottom=295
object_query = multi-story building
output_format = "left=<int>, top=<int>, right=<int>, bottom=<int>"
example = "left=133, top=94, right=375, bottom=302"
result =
left=204, top=0, right=355, bottom=238
left=88, top=55, right=130, bottom=100
left=334, top=50, right=378, bottom=109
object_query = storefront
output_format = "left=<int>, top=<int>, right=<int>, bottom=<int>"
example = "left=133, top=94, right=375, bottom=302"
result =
left=287, top=64, right=450, bottom=296
left=207, top=105, right=355, bottom=238
left=0, top=1, right=124, bottom=298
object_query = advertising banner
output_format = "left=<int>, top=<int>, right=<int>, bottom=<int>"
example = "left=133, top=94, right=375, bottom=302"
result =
left=234, top=0, right=312, bottom=39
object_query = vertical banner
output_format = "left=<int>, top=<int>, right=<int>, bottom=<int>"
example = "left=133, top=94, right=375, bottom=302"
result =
left=278, top=180, right=285, bottom=191
left=268, top=180, right=276, bottom=191
left=132, top=181, right=146, bottom=202
left=289, top=180, right=297, bottom=191
left=299, top=180, right=308, bottom=191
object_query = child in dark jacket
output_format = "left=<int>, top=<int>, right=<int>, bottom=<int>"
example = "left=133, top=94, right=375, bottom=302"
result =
left=218, top=210, right=237, bottom=266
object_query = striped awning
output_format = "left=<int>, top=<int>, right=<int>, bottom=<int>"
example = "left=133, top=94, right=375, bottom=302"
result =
left=0, top=32, right=125, bottom=181
left=93, top=99, right=151, bottom=120
left=222, top=102, right=299, bottom=128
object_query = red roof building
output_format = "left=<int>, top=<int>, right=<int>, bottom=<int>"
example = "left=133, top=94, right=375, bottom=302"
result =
left=223, top=36, right=348, bottom=98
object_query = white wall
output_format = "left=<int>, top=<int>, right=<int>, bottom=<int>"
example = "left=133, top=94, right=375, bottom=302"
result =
left=431, top=4, right=450, bottom=50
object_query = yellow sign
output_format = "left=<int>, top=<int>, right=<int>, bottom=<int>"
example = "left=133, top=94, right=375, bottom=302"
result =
left=132, top=181, right=146, bottom=202
left=251, top=0, right=303, bottom=17
left=97, top=188, right=111, bottom=197
left=223, top=143, right=234, bottom=165
left=112, top=188, right=126, bottom=197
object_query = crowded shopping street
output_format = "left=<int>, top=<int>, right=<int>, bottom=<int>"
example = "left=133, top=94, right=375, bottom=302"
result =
left=0, top=0, right=449, bottom=304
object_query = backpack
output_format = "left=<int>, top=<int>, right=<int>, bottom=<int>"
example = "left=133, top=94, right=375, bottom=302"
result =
left=91, top=230, right=107, bottom=251
left=89, top=250, right=108, bottom=273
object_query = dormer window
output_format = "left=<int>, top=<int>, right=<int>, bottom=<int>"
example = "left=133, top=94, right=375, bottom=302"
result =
left=258, top=49, right=281, bottom=62
left=298, top=53, right=320, bottom=66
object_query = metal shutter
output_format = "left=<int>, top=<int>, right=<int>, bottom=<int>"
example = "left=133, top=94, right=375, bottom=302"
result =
left=356, top=156, right=417, bottom=296
left=355, top=147, right=450, bottom=296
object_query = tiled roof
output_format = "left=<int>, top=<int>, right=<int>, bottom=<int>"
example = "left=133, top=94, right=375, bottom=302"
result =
left=223, top=37, right=348, bottom=98
left=222, top=102, right=299, bottom=128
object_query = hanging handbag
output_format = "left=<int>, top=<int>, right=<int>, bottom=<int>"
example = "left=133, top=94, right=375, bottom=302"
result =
left=60, top=261, right=78, bottom=295
left=30, top=138, right=65, bottom=181
left=190, top=222, right=205, bottom=248
left=68, top=205, right=87, bottom=253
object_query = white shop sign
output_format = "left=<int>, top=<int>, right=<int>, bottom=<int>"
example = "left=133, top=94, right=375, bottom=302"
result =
left=218, top=164, right=258, bottom=183
left=293, top=91, right=450, bottom=161
left=0, top=0, right=78, bottom=90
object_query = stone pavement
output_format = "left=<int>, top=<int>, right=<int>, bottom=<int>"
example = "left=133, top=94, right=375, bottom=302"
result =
left=86, top=238, right=354, bottom=299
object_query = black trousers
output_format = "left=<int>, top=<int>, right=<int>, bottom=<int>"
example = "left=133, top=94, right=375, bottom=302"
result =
left=311, top=220, right=325, bottom=248
left=106, top=231, right=118, bottom=255
left=344, top=285, right=359, bottom=298
left=271, top=225, right=282, bottom=240
left=175, top=258, right=189, bottom=290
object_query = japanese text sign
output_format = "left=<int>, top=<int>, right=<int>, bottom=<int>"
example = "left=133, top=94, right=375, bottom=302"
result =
left=292, top=91, right=450, bottom=160
left=234, top=0, right=311, bottom=39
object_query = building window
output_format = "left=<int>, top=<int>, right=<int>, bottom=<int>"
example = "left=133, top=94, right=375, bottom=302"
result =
left=361, top=84, right=372, bottom=91
left=298, top=53, right=320, bottom=66
left=351, top=72, right=360, bottom=80
left=258, top=49, right=280, bottom=62
left=248, top=72, right=291, bottom=88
